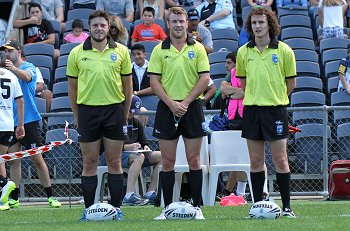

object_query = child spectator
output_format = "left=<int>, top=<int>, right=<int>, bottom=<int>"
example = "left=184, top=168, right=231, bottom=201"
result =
left=63, top=19, right=89, bottom=43
left=109, top=16, right=129, bottom=46
left=131, top=7, right=167, bottom=45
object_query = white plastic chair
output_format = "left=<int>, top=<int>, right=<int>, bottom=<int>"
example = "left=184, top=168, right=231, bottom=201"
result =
left=94, top=166, right=145, bottom=203
left=208, top=131, right=254, bottom=206
left=159, top=136, right=210, bottom=206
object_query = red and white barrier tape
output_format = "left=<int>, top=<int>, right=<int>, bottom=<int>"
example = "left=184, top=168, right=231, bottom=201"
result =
left=0, top=121, right=73, bottom=163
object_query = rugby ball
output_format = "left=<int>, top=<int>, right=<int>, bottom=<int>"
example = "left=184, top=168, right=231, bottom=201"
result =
left=248, top=201, right=281, bottom=219
left=164, top=202, right=197, bottom=220
left=86, top=203, right=118, bottom=221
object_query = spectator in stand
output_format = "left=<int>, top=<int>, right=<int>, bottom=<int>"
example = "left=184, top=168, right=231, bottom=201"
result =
left=138, top=0, right=165, bottom=20
left=131, top=43, right=151, bottom=126
left=109, top=16, right=129, bottom=46
left=318, top=0, right=348, bottom=39
left=276, top=0, right=308, bottom=8
left=338, top=44, right=350, bottom=93
left=131, top=7, right=167, bottom=46
left=121, top=96, right=161, bottom=206
left=13, top=3, right=59, bottom=61
left=96, top=0, right=135, bottom=22
left=64, top=19, right=89, bottom=43
left=196, top=0, right=236, bottom=30
left=248, top=0, right=273, bottom=8
left=31, top=0, right=65, bottom=32
left=187, top=8, right=213, bottom=54
left=72, top=0, right=96, bottom=9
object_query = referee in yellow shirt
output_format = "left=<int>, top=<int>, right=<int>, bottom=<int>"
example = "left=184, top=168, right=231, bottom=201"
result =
left=66, top=10, right=132, bottom=221
left=236, top=8, right=296, bottom=218
left=148, top=7, right=210, bottom=220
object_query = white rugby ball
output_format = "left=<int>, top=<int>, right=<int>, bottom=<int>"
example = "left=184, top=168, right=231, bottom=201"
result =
left=164, top=202, right=197, bottom=220
left=248, top=201, right=282, bottom=219
left=86, top=203, right=118, bottom=221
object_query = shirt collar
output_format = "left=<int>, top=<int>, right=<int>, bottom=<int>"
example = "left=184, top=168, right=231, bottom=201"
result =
left=161, top=36, right=196, bottom=49
left=133, top=59, right=149, bottom=69
left=83, top=35, right=117, bottom=50
left=246, top=37, right=279, bottom=49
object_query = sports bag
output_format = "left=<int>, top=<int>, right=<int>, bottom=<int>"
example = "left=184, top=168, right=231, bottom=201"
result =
left=209, top=99, right=229, bottom=131
left=328, top=160, right=350, bottom=200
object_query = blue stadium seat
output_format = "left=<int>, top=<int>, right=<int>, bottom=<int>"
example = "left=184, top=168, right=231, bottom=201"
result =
left=52, top=81, right=68, bottom=98
left=280, top=15, right=311, bottom=29
left=54, top=66, right=67, bottom=83
left=325, top=60, right=341, bottom=79
left=133, top=41, right=159, bottom=54
left=290, top=91, right=325, bottom=107
left=26, top=55, right=53, bottom=72
left=284, top=38, right=315, bottom=50
left=280, top=27, right=313, bottom=41
left=210, top=63, right=227, bottom=80
left=292, top=111, right=323, bottom=125
left=213, top=78, right=224, bottom=90
left=293, top=50, right=318, bottom=63
left=23, top=43, right=54, bottom=59
left=277, top=5, right=308, bottom=18
left=60, top=43, right=80, bottom=56
left=213, top=40, right=238, bottom=52
left=296, top=61, right=320, bottom=78
left=144, top=126, right=158, bottom=151
left=294, top=77, right=323, bottom=93
left=208, top=50, right=230, bottom=65
left=139, top=95, right=159, bottom=111
left=47, top=116, right=75, bottom=130
left=294, top=124, right=331, bottom=174
left=336, top=123, right=350, bottom=160
left=241, top=6, right=252, bottom=24
left=333, top=110, right=350, bottom=127
left=51, top=96, right=72, bottom=112
left=321, top=49, right=346, bottom=68
left=211, top=28, right=239, bottom=42
left=57, top=55, right=68, bottom=68
left=37, top=66, right=52, bottom=90
left=331, top=91, right=350, bottom=106
left=35, top=97, right=46, bottom=114
left=327, top=76, right=339, bottom=96
left=67, top=8, right=93, bottom=21
left=319, top=37, right=350, bottom=54
left=50, top=20, right=61, bottom=37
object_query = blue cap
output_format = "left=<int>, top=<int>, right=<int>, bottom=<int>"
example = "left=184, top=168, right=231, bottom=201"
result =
left=130, top=95, right=142, bottom=114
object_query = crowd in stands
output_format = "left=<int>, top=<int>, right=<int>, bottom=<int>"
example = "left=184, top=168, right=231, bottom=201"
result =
left=2, top=0, right=350, bottom=205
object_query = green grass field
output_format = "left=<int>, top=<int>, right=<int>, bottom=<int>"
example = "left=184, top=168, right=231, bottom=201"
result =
left=1, top=199, right=349, bottom=231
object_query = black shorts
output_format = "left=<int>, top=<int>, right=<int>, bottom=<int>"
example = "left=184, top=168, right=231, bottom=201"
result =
left=242, top=106, right=289, bottom=141
left=78, top=103, right=127, bottom=142
left=0, top=131, right=14, bottom=147
left=153, top=99, right=207, bottom=140
left=9, top=121, right=42, bottom=149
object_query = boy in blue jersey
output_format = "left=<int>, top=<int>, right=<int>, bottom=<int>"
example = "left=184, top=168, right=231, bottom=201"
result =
left=0, top=40, right=61, bottom=209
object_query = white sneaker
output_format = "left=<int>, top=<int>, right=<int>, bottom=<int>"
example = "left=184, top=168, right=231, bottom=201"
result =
left=194, top=207, right=205, bottom=220
left=154, top=208, right=166, bottom=220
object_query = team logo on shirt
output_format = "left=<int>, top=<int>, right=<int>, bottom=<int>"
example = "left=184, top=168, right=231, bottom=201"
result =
left=275, top=120, right=283, bottom=135
left=272, top=54, right=278, bottom=63
left=188, top=51, right=194, bottom=59
left=110, top=53, right=117, bottom=61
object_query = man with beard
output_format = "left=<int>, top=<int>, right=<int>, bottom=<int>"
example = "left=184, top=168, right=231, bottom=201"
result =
left=148, top=7, right=210, bottom=220
left=66, top=10, right=132, bottom=221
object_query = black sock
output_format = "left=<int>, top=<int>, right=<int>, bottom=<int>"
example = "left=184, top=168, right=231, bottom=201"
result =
left=107, top=173, right=124, bottom=208
left=0, top=175, right=7, bottom=188
left=44, top=187, right=52, bottom=198
left=276, top=172, right=291, bottom=210
left=160, top=171, right=175, bottom=207
left=188, top=169, right=202, bottom=207
left=250, top=171, right=265, bottom=202
left=10, top=188, right=19, bottom=201
left=81, top=175, right=97, bottom=208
